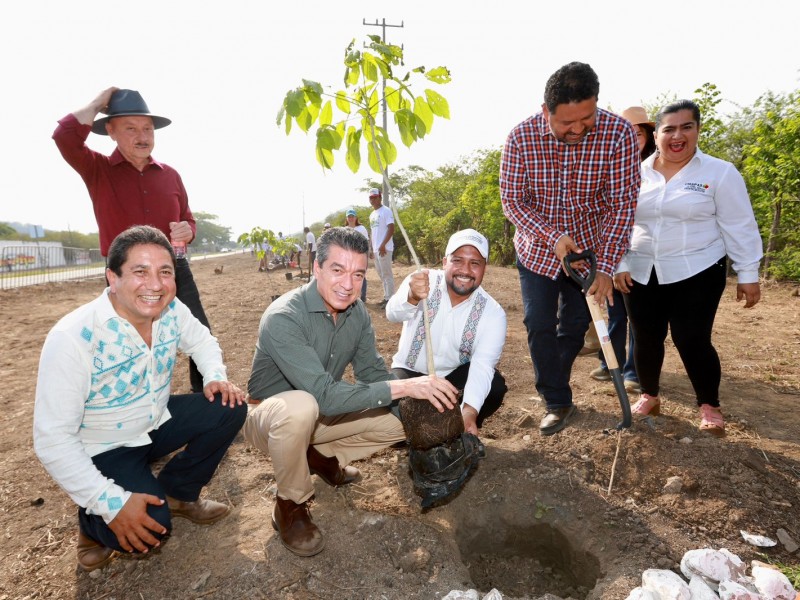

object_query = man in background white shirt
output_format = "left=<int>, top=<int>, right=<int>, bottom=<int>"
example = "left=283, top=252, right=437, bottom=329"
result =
left=368, top=188, right=395, bottom=308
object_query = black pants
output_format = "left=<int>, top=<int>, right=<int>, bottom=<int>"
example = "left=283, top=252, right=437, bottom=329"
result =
left=79, top=393, right=246, bottom=551
left=175, top=258, right=212, bottom=393
left=392, top=363, right=507, bottom=427
left=624, top=258, right=727, bottom=406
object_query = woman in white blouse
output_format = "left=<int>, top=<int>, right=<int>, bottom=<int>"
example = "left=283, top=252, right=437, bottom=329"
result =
left=614, top=99, right=763, bottom=435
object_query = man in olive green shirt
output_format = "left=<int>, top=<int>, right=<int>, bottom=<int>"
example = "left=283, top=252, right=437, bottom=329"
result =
left=244, top=227, right=458, bottom=557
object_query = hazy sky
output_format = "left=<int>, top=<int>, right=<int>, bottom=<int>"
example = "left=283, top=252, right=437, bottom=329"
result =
left=2, top=0, right=798, bottom=241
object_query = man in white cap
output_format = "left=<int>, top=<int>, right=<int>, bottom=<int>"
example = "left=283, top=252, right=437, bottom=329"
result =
left=52, top=87, right=212, bottom=394
left=368, top=187, right=395, bottom=308
left=386, top=229, right=507, bottom=435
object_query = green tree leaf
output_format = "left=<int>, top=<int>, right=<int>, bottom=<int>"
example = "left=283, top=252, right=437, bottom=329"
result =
left=413, top=97, right=434, bottom=136
left=320, top=100, right=333, bottom=127
left=425, top=89, right=450, bottom=119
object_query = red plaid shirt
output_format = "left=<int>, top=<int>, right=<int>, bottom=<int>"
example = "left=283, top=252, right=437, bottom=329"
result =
left=500, top=108, right=640, bottom=279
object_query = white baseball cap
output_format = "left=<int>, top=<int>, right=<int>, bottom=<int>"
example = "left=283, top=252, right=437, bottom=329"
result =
left=368, top=187, right=381, bottom=196
left=444, top=229, right=489, bottom=259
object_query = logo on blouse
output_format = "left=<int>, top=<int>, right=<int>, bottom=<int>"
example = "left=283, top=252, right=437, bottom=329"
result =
left=684, top=182, right=710, bottom=193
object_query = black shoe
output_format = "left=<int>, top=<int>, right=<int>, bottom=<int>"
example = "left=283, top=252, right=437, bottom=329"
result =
left=539, top=405, right=577, bottom=436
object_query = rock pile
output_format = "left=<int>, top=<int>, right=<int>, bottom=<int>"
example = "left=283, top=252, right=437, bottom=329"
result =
left=626, top=548, right=798, bottom=599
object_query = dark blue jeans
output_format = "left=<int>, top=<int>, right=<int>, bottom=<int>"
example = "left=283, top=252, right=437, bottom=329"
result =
left=79, top=393, right=246, bottom=552
left=175, top=258, right=212, bottom=393
left=598, top=288, right=638, bottom=382
left=518, top=262, right=590, bottom=409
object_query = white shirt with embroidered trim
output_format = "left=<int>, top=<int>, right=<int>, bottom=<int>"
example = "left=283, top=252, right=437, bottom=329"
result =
left=617, top=149, right=763, bottom=285
left=34, top=289, right=227, bottom=524
left=386, top=269, right=506, bottom=413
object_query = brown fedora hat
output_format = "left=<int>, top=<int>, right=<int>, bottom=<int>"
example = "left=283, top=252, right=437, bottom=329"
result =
left=621, top=106, right=655, bottom=128
left=92, top=89, right=172, bottom=135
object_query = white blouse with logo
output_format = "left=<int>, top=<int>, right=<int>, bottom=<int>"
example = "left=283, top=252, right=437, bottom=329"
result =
left=617, top=149, right=763, bottom=285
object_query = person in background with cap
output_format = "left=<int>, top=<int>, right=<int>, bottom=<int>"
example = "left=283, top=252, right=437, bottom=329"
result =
left=588, top=106, right=655, bottom=394
left=386, top=229, right=507, bottom=435
left=52, top=87, right=212, bottom=394
left=500, top=62, right=641, bottom=435
left=368, top=187, right=395, bottom=308
left=344, top=208, right=369, bottom=302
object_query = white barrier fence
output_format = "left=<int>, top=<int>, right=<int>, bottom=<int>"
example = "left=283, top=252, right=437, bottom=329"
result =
left=0, top=244, right=105, bottom=290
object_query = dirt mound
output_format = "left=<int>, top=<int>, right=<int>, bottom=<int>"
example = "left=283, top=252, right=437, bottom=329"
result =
left=1, top=253, right=798, bottom=599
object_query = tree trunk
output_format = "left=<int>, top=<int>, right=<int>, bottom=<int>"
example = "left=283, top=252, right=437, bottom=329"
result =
left=763, top=198, right=782, bottom=278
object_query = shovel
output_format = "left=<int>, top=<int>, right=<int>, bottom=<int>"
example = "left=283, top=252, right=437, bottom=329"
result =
left=563, top=250, right=632, bottom=430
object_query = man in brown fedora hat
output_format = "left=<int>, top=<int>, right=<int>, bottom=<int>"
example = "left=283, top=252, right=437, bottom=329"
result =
left=53, top=87, right=212, bottom=393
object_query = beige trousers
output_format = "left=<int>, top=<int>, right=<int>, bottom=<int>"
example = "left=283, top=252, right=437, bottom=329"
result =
left=242, top=390, right=405, bottom=503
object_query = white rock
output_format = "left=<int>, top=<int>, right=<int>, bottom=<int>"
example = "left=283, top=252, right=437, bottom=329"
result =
left=481, top=590, right=504, bottom=600
left=442, top=590, right=481, bottom=600
left=775, top=528, right=799, bottom=553
left=751, top=563, right=796, bottom=600
left=663, top=476, right=684, bottom=495
left=717, top=580, right=760, bottom=599
left=642, top=568, right=691, bottom=599
left=689, top=575, right=720, bottom=599
left=681, top=549, right=736, bottom=584
left=740, top=530, right=777, bottom=547
left=719, top=549, right=746, bottom=579
left=626, top=586, right=659, bottom=600
left=679, top=437, right=693, bottom=444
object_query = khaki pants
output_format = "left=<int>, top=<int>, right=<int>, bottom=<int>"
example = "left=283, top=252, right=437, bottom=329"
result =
left=243, top=390, right=405, bottom=503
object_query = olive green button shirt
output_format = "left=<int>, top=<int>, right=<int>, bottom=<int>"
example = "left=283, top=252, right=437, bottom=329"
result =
left=247, top=280, right=394, bottom=416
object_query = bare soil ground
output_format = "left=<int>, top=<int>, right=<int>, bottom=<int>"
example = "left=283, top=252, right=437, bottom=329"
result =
left=1, top=252, right=799, bottom=600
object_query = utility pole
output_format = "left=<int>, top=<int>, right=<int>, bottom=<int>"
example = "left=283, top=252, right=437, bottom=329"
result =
left=363, top=18, right=404, bottom=206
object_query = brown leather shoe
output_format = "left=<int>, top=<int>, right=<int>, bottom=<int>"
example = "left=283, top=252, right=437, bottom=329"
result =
left=167, top=496, right=230, bottom=524
left=272, top=496, right=325, bottom=557
left=77, top=532, right=114, bottom=572
left=307, top=446, right=360, bottom=487
left=539, top=405, right=577, bottom=436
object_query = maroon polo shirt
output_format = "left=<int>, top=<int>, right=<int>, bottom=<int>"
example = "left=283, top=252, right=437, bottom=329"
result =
left=53, top=114, right=196, bottom=256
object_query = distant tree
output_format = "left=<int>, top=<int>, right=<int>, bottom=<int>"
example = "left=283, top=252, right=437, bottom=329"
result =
left=692, top=83, right=727, bottom=158
left=193, top=212, right=233, bottom=249
left=43, top=229, right=99, bottom=249
left=391, top=163, right=473, bottom=264
left=0, top=223, right=20, bottom=239
left=457, top=149, right=515, bottom=265
left=741, top=91, right=800, bottom=280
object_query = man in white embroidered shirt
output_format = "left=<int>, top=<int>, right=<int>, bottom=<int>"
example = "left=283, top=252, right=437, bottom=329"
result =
left=33, top=226, right=247, bottom=573
left=386, top=229, right=508, bottom=435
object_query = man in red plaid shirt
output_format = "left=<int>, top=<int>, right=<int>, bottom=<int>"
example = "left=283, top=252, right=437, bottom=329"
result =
left=500, top=62, right=640, bottom=435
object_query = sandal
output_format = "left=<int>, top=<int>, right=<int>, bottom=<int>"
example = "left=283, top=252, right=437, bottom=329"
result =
left=699, top=404, right=725, bottom=436
left=632, top=393, right=660, bottom=416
